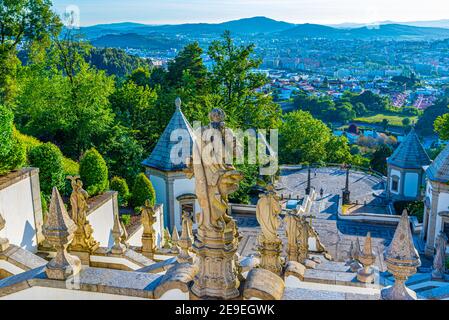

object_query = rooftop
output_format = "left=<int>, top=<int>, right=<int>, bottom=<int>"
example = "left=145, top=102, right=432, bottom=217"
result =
left=387, top=128, right=431, bottom=169
left=426, top=143, right=449, bottom=183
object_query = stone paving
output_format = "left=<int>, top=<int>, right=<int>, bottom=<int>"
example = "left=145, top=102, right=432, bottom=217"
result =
left=235, top=167, right=433, bottom=271
left=277, top=167, right=386, bottom=205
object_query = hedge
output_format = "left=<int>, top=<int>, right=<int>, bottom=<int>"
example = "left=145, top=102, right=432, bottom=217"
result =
left=79, top=148, right=109, bottom=196
left=28, top=143, right=65, bottom=196
left=110, top=176, right=130, bottom=207
left=0, top=105, right=26, bottom=175
left=131, top=173, right=156, bottom=208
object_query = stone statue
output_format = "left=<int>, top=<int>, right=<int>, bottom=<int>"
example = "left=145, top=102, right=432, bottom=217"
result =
left=347, top=240, right=362, bottom=272
left=177, top=211, right=194, bottom=263
left=432, top=232, right=448, bottom=280
left=285, top=212, right=309, bottom=263
left=0, top=212, right=9, bottom=252
left=185, top=108, right=244, bottom=299
left=256, top=184, right=283, bottom=275
left=141, top=200, right=157, bottom=258
left=256, top=184, right=282, bottom=243
left=67, top=176, right=99, bottom=254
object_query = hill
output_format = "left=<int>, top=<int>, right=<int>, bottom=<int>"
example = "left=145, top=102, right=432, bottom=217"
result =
left=91, top=33, right=185, bottom=50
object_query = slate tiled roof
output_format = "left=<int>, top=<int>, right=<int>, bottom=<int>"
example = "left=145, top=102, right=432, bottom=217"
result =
left=426, top=143, right=449, bottom=183
left=387, top=128, right=431, bottom=169
left=142, top=105, right=194, bottom=172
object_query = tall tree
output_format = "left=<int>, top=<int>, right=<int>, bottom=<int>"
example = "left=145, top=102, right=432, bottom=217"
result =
left=0, top=0, right=61, bottom=105
left=208, top=31, right=281, bottom=129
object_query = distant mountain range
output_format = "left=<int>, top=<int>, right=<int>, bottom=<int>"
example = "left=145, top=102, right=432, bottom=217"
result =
left=78, top=16, right=449, bottom=49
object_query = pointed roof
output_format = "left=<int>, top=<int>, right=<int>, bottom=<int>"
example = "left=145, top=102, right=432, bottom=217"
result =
left=384, top=210, right=420, bottom=267
left=387, top=128, right=431, bottom=169
left=426, top=143, right=449, bottom=183
left=142, top=98, right=195, bottom=172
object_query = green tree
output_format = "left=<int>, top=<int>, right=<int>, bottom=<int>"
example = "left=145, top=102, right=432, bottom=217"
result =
left=28, top=142, right=65, bottom=196
left=110, top=176, right=130, bottom=207
left=279, top=110, right=332, bottom=164
left=370, top=144, right=392, bottom=175
left=0, top=105, right=26, bottom=174
left=434, top=113, right=449, bottom=140
left=208, top=31, right=281, bottom=129
left=79, top=148, right=109, bottom=196
left=325, top=136, right=353, bottom=164
left=402, top=117, right=411, bottom=127
left=381, top=118, right=389, bottom=132
left=131, top=173, right=156, bottom=208
left=0, top=0, right=61, bottom=105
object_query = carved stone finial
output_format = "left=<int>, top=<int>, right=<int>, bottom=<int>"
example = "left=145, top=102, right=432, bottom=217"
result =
left=357, top=232, right=376, bottom=283
left=381, top=210, right=421, bottom=300
left=175, top=97, right=182, bottom=110
left=432, top=232, right=447, bottom=280
left=0, top=213, right=10, bottom=252
left=171, top=226, right=180, bottom=253
left=111, top=210, right=127, bottom=255
left=256, top=185, right=283, bottom=275
left=177, top=212, right=194, bottom=263
left=43, top=187, right=81, bottom=280
left=67, top=176, right=99, bottom=254
left=162, top=228, right=172, bottom=250
left=347, top=240, right=362, bottom=272
left=141, top=201, right=157, bottom=258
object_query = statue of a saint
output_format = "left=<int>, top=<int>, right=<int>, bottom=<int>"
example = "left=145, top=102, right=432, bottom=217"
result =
left=67, top=176, right=89, bottom=226
left=256, top=185, right=281, bottom=243
left=432, top=232, right=448, bottom=279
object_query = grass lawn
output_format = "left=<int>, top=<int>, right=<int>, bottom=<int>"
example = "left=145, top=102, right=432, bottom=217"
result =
left=353, top=113, right=418, bottom=127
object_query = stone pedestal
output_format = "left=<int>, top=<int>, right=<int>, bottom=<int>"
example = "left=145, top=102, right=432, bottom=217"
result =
left=342, top=190, right=350, bottom=205
left=258, top=239, right=283, bottom=276
left=141, top=233, right=156, bottom=259
left=191, top=227, right=241, bottom=300
left=357, top=266, right=375, bottom=283
left=0, top=237, right=9, bottom=252
left=70, top=250, right=91, bottom=266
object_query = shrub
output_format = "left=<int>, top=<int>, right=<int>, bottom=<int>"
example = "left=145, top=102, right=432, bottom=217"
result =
left=110, top=176, right=130, bottom=207
left=0, top=106, right=26, bottom=175
left=120, top=214, right=131, bottom=226
left=28, top=143, right=65, bottom=196
left=131, top=173, right=156, bottom=208
left=79, top=148, right=109, bottom=197
left=446, top=257, right=449, bottom=271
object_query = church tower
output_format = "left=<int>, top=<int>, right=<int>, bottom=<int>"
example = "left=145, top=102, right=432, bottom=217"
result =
left=142, top=98, right=197, bottom=232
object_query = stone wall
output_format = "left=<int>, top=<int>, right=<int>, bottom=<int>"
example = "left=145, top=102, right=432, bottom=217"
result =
left=0, top=168, right=42, bottom=252
left=86, top=191, right=118, bottom=249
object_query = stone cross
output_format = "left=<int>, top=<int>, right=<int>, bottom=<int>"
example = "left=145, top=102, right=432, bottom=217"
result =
left=0, top=212, right=10, bottom=252
left=177, top=211, right=194, bottom=263
left=43, top=187, right=81, bottom=280
left=381, top=210, right=421, bottom=300
left=357, top=232, right=376, bottom=283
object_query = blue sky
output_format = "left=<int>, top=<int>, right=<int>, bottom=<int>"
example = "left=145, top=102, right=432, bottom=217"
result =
left=52, top=0, right=449, bottom=26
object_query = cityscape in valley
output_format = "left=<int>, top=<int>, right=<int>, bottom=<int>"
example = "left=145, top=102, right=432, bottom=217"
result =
left=1, top=0, right=449, bottom=304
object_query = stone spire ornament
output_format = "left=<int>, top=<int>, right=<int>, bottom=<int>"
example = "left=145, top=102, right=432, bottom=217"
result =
left=175, top=97, right=182, bottom=110
left=432, top=232, right=447, bottom=280
left=141, top=200, right=157, bottom=258
left=0, top=212, right=10, bottom=252
left=171, top=226, right=180, bottom=254
left=162, top=228, right=172, bottom=250
left=43, top=188, right=81, bottom=280
left=110, top=210, right=127, bottom=255
left=67, top=176, right=99, bottom=254
left=381, top=210, right=421, bottom=300
left=256, top=184, right=283, bottom=275
left=357, top=232, right=376, bottom=283
left=177, top=211, right=194, bottom=263
left=185, top=107, right=244, bottom=299
left=347, top=240, right=362, bottom=272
